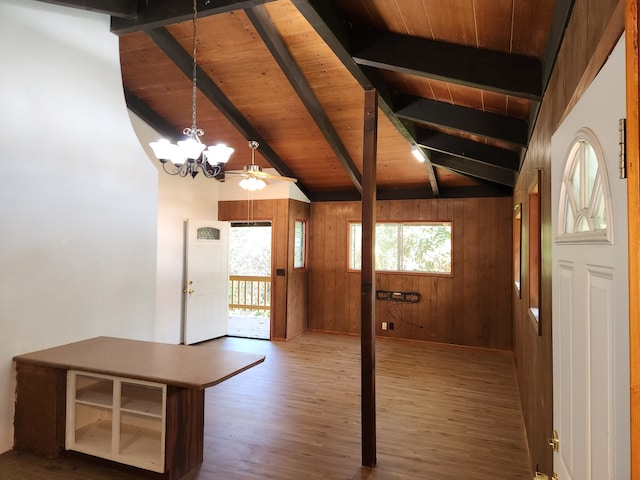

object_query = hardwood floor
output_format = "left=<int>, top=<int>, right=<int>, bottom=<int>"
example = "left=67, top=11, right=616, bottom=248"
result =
left=0, top=332, right=531, bottom=480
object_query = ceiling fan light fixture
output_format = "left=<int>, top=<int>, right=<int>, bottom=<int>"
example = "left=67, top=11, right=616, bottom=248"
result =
left=229, top=140, right=296, bottom=190
left=239, top=177, right=266, bottom=191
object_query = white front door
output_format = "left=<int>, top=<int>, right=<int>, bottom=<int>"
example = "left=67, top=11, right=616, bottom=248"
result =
left=551, top=36, right=629, bottom=480
left=183, top=220, right=229, bottom=345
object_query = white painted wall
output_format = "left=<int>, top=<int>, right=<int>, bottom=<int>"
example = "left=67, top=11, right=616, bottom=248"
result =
left=0, top=0, right=158, bottom=453
left=128, top=112, right=221, bottom=344
left=0, top=0, right=311, bottom=453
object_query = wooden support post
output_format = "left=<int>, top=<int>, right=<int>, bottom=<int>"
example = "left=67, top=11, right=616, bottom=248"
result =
left=361, top=88, right=377, bottom=468
left=625, top=2, right=640, bottom=478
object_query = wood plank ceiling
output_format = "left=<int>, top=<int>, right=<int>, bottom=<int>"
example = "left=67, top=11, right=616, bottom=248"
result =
left=39, top=0, right=574, bottom=201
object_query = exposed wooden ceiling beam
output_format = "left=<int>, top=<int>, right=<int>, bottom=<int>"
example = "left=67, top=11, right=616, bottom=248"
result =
left=35, top=0, right=136, bottom=18
left=290, top=0, right=369, bottom=85
left=438, top=184, right=512, bottom=198
left=146, top=27, right=312, bottom=200
left=353, top=32, right=543, bottom=101
left=290, top=0, right=440, bottom=197
left=430, top=153, right=517, bottom=187
left=376, top=186, right=435, bottom=200
left=309, top=181, right=511, bottom=201
left=395, top=95, right=529, bottom=148
left=416, top=131, right=520, bottom=172
left=124, top=89, right=181, bottom=142
left=309, top=185, right=436, bottom=202
left=542, top=0, right=577, bottom=87
left=246, top=5, right=362, bottom=193
left=309, top=189, right=362, bottom=202
left=111, top=0, right=277, bottom=35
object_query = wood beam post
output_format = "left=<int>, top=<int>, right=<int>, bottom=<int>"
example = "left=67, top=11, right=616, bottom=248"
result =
left=625, top=1, right=640, bottom=478
left=361, top=88, right=377, bottom=468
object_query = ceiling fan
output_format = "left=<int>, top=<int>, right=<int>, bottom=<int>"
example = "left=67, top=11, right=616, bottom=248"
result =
left=226, top=141, right=297, bottom=190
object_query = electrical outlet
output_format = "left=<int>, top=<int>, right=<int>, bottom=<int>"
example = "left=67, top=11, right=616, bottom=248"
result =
left=382, top=322, right=387, bottom=330
left=389, top=322, right=395, bottom=330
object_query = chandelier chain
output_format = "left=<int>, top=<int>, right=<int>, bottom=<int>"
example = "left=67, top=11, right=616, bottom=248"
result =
left=190, top=0, right=199, bottom=136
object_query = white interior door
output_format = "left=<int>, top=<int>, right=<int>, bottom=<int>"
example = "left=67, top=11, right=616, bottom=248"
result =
left=551, top=36, right=629, bottom=480
left=183, top=220, right=229, bottom=345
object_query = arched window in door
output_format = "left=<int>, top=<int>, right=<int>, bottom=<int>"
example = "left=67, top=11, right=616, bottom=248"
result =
left=557, top=128, right=613, bottom=244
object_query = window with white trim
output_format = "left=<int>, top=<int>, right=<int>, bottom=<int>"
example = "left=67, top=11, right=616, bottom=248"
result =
left=294, top=220, right=306, bottom=268
left=348, top=222, right=452, bottom=274
left=557, top=128, right=612, bottom=244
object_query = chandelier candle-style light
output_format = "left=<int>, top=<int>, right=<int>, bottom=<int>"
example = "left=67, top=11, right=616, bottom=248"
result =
left=149, top=0, right=234, bottom=178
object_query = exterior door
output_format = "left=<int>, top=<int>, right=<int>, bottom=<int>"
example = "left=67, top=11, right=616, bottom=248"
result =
left=183, top=220, right=229, bottom=345
left=551, top=37, right=629, bottom=479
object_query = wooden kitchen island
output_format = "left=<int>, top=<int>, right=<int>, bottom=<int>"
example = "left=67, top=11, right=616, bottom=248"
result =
left=13, top=336, right=265, bottom=480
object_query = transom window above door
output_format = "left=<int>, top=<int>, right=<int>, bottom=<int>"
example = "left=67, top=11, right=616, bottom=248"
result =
left=557, top=128, right=612, bottom=244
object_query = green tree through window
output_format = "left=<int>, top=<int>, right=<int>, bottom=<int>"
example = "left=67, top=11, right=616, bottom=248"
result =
left=349, top=222, right=452, bottom=274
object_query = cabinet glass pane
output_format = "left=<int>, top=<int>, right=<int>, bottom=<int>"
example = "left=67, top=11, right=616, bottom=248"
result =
left=119, top=411, right=163, bottom=467
left=74, top=403, right=113, bottom=452
left=121, top=382, right=163, bottom=417
left=76, top=375, right=113, bottom=407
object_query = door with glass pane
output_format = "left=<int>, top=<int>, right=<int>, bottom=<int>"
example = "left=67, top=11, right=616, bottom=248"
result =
left=550, top=37, right=629, bottom=480
left=183, top=220, right=229, bottom=344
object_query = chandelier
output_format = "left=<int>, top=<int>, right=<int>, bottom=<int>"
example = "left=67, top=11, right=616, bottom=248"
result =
left=149, top=0, right=234, bottom=178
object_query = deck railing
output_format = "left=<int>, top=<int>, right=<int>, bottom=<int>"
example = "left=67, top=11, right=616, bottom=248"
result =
left=229, top=275, right=271, bottom=311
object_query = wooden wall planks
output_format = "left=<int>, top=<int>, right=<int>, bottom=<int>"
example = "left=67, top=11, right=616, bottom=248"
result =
left=512, top=0, right=623, bottom=474
left=286, top=200, right=311, bottom=339
left=308, top=197, right=513, bottom=350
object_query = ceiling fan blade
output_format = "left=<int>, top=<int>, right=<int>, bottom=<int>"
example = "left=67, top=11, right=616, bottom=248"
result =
left=260, top=172, right=297, bottom=183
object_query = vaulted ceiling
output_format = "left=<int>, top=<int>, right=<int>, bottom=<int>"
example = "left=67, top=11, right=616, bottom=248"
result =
left=40, top=0, right=574, bottom=201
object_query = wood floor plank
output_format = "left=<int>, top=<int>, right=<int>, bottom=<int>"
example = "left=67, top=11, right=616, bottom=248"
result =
left=0, top=333, right=531, bottom=480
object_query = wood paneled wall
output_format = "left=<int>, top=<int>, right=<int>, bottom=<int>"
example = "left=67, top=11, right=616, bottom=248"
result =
left=512, top=0, right=623, bottom=474
left=218, top=199, right=310, bottom=341
left=308, top=198, right=513, bottom=350
left=287, top=200, right=310, bottom=339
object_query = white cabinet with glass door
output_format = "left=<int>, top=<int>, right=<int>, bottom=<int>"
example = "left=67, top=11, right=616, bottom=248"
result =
left=65, top=370, right=167, bottom=473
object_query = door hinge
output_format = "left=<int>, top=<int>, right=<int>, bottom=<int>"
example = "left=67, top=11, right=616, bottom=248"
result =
left=548, top=430, right=559, bottom=451
left=619, top=118, right=627, bottom=179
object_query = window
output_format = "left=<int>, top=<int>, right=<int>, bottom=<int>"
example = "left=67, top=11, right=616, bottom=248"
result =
left=349, top=222, right=452, bottom=274
left=557, top=128, right=612, bottom=244
left=513, top=203, right=522, bottom=296
left=196, top=226, right=220, bottom=240
left=528, top=172, right=542, bottom=334
left=294, top=220, right=306, bottom=269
